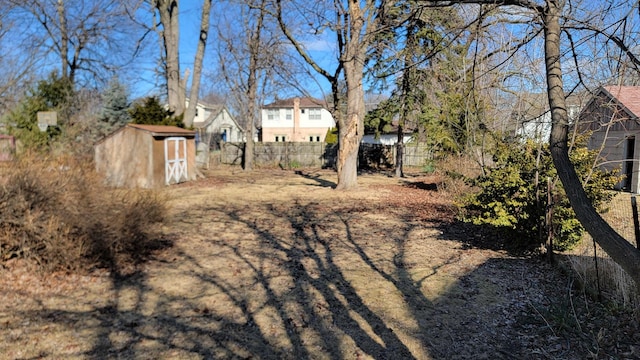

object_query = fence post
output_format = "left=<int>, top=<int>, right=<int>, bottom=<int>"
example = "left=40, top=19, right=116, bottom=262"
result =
left=546, top=177, right=554, bottom=263
left=631, top=196, right=640, bottom=249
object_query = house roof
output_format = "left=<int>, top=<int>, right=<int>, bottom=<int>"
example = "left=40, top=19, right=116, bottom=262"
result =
left=193, top=99, right=222, bottom=110
left=511, top=93, right=548, bottom=120
left=193, top=104, right=244, bottom=132
left=263, top=97, right=327, bottom=109
left=199, top=103, right=225, bottom=114
left=601, top=86, right=640, bottom=118
left=127, top=124, right=195, bottom=137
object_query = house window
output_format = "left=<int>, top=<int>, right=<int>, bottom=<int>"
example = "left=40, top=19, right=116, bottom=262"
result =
left=275, top=135, right=286, bottom=142
left=309, top=108, right=322, bottom=120
left=267, top=109, right=278, bottom=120
left=285, top=109, right=292, bottom=120
left=316, top=136, right=321, bottom=142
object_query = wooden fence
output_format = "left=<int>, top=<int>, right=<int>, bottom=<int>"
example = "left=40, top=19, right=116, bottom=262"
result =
left=212, top=142, right=432, bottom=169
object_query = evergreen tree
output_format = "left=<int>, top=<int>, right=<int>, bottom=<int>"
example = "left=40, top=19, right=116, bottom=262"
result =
left=5, top=73, right=73, bottom=150
left=367, top=2, right=476, bottom=163
left=129, top=96, right=184, bottom=128
left=98, top=78, right=130, bottom=133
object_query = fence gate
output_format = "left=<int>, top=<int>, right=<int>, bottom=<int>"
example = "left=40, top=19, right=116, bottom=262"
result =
left=165, top=137, right=188, bottom=185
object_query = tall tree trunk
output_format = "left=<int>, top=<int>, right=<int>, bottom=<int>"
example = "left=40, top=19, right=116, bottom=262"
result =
left=544, top=0, right=640, bottom=286
left=243, top=0, right=267, bottom=172
left=336, top=2, right=366, bottom=190
left=243, top=66, right=256, bottom=171
left=57, top=0, right=69, bottom=81
left=244, top=112, right=255, bottom=171
left=157, top=0, right=183, bottom=116
left=183, top=0, right=212, bottom=128
left=338, top=65, right=365, bottom=189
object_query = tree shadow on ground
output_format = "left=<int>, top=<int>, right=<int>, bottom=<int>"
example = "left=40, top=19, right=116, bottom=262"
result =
left=5, top=189, right=605, bottom=359
left=395, top=178, right=541, bottom=256
left=294, top=169, right=336, bottom=188
left=437, top=220, right=543, bottom=256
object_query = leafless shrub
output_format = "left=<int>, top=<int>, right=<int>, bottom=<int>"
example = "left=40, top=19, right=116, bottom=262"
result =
left=436, top=154, right=481, bottom=199
left=563, top=193, right=640, bottom=311
left=0, top=153, right=169, bottom=273
left=565, top=239, right=640, bottom=311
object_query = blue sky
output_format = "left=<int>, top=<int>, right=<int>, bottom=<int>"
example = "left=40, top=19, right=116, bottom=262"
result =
left=155, top=2, right=337, bottom=102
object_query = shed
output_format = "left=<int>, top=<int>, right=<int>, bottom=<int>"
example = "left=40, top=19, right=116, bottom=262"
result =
left=579, top=86, right=640, bottom=192
left=94, top=124, right=196, bottom=188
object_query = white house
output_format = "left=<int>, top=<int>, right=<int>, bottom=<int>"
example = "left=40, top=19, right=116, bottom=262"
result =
left=260, top=97, right=335, bottom=142
left=361, top=114, right=414, bottom=145
left=188, top=100, right=244, bottom=146
left=512, top=93, right=583, bottom=142
left=187, top=100, right=244, bottom=168
left=361, top=133, right=413, bottom=145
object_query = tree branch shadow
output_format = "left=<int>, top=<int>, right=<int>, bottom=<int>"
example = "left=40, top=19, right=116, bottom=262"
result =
left=4, top=192, right=591, bottom=359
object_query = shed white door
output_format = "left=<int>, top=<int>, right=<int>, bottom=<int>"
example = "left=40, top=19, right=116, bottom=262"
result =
left=165, top=137, right=188, bottom=185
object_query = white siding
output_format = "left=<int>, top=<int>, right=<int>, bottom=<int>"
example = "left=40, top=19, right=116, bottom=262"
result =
left=361, top=134, right=413, bottom=145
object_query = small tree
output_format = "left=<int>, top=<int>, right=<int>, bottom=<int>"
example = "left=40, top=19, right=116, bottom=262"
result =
left=6, top=73, right=73, bottom=150
left=129, top=96, right=184, bottom=128
left=98, top=78, right=130, bottom=135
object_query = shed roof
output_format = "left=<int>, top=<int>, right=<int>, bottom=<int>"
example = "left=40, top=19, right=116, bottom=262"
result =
left=601, top=86, right=640, bottom=118
left=127, top=124, right=195, bottom=137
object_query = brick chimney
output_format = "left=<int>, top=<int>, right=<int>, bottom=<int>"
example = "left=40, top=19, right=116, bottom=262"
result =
left=293, top=97, right=300, bottom=141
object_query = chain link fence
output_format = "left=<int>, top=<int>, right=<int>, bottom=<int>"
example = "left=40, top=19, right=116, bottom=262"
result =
left=568, top=192, right=640, bottom=308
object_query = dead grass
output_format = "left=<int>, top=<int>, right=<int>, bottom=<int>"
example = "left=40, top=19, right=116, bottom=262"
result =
left=563, top=191, right=640, bottom=309
left=0, top=154, right=168, bottom=273
left=0, top=165, right=637, bottom=359
left=434, top=154, right=482, bottom=200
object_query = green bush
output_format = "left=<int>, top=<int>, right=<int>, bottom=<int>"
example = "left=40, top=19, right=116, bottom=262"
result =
left=459, top=137, right=619, bottom=251
left=325, top=127, right=338, bottom=144
left=422, top=160, right=436, bottom=174
left=4, top=73, right=74, bottom=151
left=129, top=96, right=184, bottom=128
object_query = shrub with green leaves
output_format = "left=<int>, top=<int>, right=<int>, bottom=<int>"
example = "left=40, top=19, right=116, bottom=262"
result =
left=4, top=73, right=74, bottom=150
left=129, top=96, right=184, bottom=128
left=325, top=127, right=338, bottom=144
left=460, top=136, right=619, bottom=251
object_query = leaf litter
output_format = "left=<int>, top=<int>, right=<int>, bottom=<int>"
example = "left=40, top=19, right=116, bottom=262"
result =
left=0, top=166, right=638, bottom=359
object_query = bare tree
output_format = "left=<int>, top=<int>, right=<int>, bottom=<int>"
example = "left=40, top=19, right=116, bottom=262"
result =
left=153, top=0, right=184, bottom=117
left=11, top=0, right=144, bottom=87
left=217, top=0, right=266, bottom=171
left=183, top=0, right=212, bottom=128
left=217, top=0, right=309, bottom=170
left=152, top=0, right=212, bottom=127
left=0, top=2, right=37, bottom=114
left=276, top=0, right=388, bottom=190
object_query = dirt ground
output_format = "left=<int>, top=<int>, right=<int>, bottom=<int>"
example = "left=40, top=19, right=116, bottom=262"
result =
left=1, top=166, right=639, bottom=359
